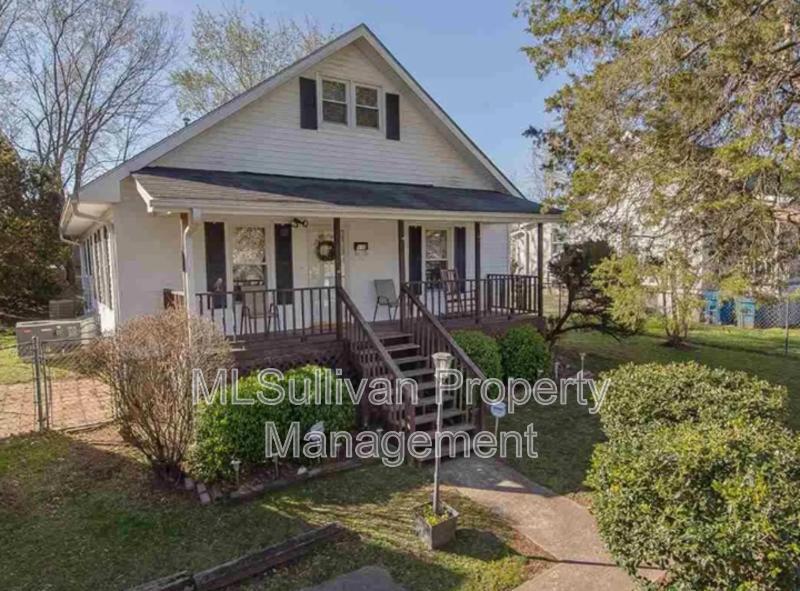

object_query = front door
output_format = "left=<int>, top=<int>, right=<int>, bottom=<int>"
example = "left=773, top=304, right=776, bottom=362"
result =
left=307, top=222, right=344, bottom=329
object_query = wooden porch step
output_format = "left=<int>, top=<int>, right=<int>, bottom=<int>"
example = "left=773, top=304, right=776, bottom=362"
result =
left=402, top=367, right=434, bottom=379
left=393, top=355, right=427, bottom=366
left=416, top=393, right=454, bottom=407
left=377, top=332, right=413, bottom=342
left=385, top=342, right=421, bottom=354
left=413, top=407, right=465, bottom=426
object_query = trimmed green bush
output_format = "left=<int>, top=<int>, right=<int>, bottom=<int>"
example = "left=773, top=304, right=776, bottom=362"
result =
left=499, top=324, right=550, bottom=381
left=453, top=330, right=503, bottom=379
left=588, top=419, right=800, bottom=590
left=190, top=365, right=355, bottom=481
left=598, top=362, right=788, bottom=439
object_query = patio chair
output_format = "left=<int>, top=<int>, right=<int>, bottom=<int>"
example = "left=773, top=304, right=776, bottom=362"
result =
left=441, top=268, right=473, bottom=316
left=239, top=284, right=281, bottom=335
left=373, top=279, right=399, bottom=321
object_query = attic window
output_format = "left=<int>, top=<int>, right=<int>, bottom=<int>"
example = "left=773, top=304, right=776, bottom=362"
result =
left=322, top=79, right=348, bottom=124
left=355, top=85, right=380, bottom=128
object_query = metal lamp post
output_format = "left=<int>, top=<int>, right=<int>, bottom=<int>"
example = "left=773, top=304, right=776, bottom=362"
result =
left=431, top=351, right=453, bottom=515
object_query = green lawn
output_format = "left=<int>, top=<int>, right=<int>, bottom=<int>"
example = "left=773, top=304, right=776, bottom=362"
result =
left=504, top=326, right=800, bottom=505
left=644, top=321, right=800, bottom=359
left=0, top=334, right=35, bottom=385
left=0, top=430, right=550, bottom=591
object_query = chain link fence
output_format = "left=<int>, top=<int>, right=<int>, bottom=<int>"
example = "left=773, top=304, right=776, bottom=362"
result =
left=0, top=336, right=115, bottom=439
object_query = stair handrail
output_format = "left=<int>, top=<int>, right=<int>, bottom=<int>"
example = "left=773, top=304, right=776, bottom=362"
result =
left=337, top=286, right=404, bottom=380
left=400, top=285, right=486, bottom=382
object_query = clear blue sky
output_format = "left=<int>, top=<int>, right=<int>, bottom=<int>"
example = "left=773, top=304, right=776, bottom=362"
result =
left=146, top=0, right=565, bottom=196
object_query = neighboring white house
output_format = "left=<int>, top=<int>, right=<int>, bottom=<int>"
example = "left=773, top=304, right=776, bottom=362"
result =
left=61, top=24, right=555, bottom=338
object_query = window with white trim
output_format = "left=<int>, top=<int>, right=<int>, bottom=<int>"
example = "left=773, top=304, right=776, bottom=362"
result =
left=355, top=85, right=380, bottom=128
left=321, top=79, right=348, bottom=124
left=83, top=226, right=114, bottom=310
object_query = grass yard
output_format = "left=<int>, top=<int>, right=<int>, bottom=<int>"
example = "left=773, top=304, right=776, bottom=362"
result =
left=504, top=325, right=800, bottom=506
left=0, top=334, right=35, bottom=386
left=0, top=427, right=551, bottom=591
left=0, top=333, right=77, bottom=386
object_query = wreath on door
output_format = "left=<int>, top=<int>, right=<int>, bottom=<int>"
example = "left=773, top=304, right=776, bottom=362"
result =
left=315, top=239, right=336, bottom=262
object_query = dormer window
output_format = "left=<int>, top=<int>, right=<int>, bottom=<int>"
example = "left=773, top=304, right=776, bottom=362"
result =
left=321, top=79, right=348, bottom=124
left=355, top=85, right=380, bottom=129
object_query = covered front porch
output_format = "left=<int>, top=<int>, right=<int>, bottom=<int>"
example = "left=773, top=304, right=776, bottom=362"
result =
left=169, top=216, right=544, bottom=342
left=139, top=166, right=552, bottom=432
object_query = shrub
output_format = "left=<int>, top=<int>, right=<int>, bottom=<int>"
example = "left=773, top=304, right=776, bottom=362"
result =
left=452, top=330, right=502, bottom=379
left=191, top=365, right=355, bottom=481
left=88, top=308, right=232, bottom=482
left=499, top=324, right=550, bottom=381
left=587, top=419, right=800, bottom=590
left=598, top=362, right=788, bottom=439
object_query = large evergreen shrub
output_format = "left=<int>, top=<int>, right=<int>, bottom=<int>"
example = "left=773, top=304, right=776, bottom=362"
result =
left=191, top=365, right=355, bottom=481
left=499, top=324, right=550, bottom=381
left=452, top=330, right=503, bottom=379
left=598, top=362, right=787, bottom=439
left=588, top=419, right=800, bottom=590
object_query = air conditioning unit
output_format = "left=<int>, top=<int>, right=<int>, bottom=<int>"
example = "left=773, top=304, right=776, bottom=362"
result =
left=15, top=319, right=84, bottom=359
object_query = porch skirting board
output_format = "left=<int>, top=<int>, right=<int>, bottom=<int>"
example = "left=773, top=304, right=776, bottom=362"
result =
left=231, top=333, right=354, bottom=376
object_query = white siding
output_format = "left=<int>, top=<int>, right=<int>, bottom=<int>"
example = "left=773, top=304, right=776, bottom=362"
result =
left=344, top=219, right=399, bottom=321
left=480, top=224, right=510, bottom=277
left=154, top=43, right=501, bottom=191
left=114, top=178, right=183, bottom=323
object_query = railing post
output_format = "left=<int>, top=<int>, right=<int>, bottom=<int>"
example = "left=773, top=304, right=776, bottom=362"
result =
left=334, top=217, right=343, bottom=339
left=398, top=220, right=406, bottom=329
left=537, top=222, right=544, bottom=318
left=474, top=222, right=481, bottom=323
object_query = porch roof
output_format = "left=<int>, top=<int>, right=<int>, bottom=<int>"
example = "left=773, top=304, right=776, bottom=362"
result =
left=133, top=167, right=553, bottom=221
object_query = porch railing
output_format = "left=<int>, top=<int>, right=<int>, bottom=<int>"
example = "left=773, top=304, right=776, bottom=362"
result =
left=401, top=273, right=539, bottom=321
left=195, top=286, right=337, bottom=340
left=399, top=284, right=487, bottom=430
left=337, top=286, right=407, bottom=429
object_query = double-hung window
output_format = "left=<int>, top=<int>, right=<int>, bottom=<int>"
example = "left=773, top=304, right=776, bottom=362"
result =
left=321, top=79, right=348, bottom=124
left=425, top=229, right=448, bottom=283
left=355, top=85, right=379, bottom=129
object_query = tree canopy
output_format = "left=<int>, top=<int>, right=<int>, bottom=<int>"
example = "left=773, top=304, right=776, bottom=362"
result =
left=0, top=137, right=69, bottom=319
left=517, top=0, right=800, bottom=289
left=172, top=7, right=337, bottom=120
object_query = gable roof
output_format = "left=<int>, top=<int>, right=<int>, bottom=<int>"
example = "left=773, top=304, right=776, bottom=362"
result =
left=134, top=167, right=541, bottom=217
left=73, top=23, right=523, bottom=205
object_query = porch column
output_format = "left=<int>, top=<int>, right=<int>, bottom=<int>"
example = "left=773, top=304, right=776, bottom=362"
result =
left=397, top=220, right=405, bottom=327
left=474, top=222, right=481, bottom=321
left=334, top=217, right=342, bottom=338
left=179, top=213, right=193, bottom=315
left=537, top=222, right=544, bottom=318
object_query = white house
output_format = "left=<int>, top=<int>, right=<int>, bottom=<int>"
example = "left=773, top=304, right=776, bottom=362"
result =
left=60, top=23, right=556, bottom=434
left=62, top=23, right=553, bottom=332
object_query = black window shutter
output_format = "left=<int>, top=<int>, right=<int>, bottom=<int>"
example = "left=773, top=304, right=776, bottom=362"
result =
left=204, top=222, right=226, bottom=308
left=409, top=225, right=422, bottom=293
left=454, top=226, right=466, bottom=291
left=386, top=93, right=400, bottom=140
left=274, top=224, right=294, bottom=304
left=299, top=77, right=317, bottom=130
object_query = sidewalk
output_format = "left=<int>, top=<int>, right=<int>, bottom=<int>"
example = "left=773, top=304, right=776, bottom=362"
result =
left=440, top=457, right=661, bottom=591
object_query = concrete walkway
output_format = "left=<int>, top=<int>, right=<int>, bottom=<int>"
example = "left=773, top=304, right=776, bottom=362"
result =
left=441, top=457, right=661, bottom=591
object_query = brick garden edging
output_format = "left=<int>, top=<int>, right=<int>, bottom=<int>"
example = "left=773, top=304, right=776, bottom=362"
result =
left=185, top=458, right=367, bottom=505
left=128, top=522, right=342, bottom=591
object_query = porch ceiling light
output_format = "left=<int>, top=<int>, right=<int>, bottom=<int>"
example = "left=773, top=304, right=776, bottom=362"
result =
left=292, top=217, right=308, bottom=228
